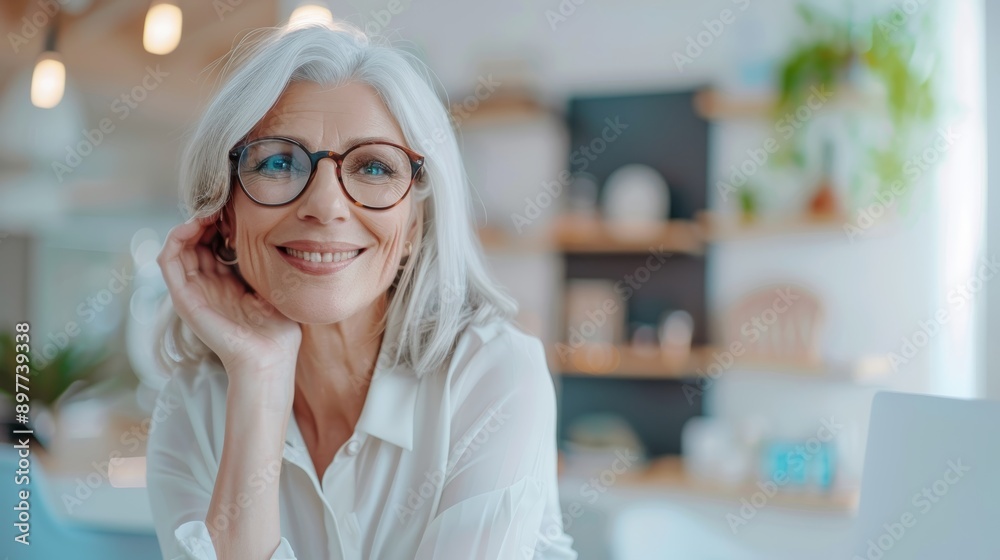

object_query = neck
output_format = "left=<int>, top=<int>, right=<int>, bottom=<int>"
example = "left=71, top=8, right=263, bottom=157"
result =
left=292, top=295, right=388, bottom=430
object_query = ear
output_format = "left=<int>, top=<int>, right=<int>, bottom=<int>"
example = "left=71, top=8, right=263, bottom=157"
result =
left=404, top=200, right=423, bottom=256
left=215, top=200, right=237, bottom=240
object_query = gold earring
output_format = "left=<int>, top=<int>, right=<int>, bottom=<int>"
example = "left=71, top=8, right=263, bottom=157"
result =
left=214, top=236, right=238, bottom=265
left=398, top=241, right=413, bottom=273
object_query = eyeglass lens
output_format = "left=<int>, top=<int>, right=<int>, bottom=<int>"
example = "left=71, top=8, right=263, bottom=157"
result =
left=238, top=139, right=414, bottom=208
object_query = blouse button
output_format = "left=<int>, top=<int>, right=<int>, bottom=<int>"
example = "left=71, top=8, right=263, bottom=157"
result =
left=345, top=439, right=361, bottom=456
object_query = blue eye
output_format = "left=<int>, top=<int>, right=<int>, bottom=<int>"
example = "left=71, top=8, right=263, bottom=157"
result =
left=361, top=161, right=391, bottom=176
left=252, top=154, right=309, bottom=179
left=257, top=155, right=292, bottom=173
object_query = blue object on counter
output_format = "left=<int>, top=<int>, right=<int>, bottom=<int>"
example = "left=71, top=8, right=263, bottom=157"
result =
left=0, top=444, right=162, bottom=559
left=761, top=439, right=836, bottom=491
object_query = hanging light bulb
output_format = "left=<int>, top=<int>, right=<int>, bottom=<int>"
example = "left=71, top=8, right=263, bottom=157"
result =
left=289, top=2, right=333, bottom=27
left=143, top=1, right=183, bottom=55
left=31, top=52, right=65, bottom=109
left=31, top=19, right=64, bottom=109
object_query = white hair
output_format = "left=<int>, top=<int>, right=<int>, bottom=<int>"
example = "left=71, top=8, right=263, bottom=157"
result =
left=155, top=22, right=517, bottom=378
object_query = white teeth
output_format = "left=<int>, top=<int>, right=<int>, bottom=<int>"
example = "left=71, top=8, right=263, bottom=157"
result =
left=283, top=247, right=360, bottom=263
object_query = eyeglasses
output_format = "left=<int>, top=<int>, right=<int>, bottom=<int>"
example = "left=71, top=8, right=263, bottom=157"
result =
left=229, top=136, right=425, bottom=210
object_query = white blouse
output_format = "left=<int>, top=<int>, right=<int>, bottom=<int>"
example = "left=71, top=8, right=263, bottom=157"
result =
left=146, top=318, right=578, bottom=559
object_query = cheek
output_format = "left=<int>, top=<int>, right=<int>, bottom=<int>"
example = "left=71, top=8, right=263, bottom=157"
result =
left=360, top=207, right=412, bottom=285
left=232, top=204, right=282, bottom=295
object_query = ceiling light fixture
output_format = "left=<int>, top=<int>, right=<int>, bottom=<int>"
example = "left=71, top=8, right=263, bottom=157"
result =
left=143, top=0, right=183, bottom=55
left=289, top=2, right=334, bottom=27
left=30, top=18, right=64, bottom=109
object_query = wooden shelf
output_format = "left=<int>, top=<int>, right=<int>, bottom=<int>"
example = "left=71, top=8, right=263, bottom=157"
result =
left=704, top=213, right=852, bottom=242
left=479, top=212, right=869, bottom=254
left=479, top=216, right=707, bottom=256
left=695, top=87, right=883, bottom=121
left=694, top=89, right=776, bottom=120
left=616, top=455, right=858, bottom=512
left=548, top=344, right=715, bottom=379
left=549, top=343, right=832, bottom=379
left=552, top=215, right=705, bottom=255
left=477, top=225, right=554, bottom=254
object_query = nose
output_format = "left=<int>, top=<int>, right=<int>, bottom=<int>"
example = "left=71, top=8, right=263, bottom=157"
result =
left=295, top=157, right=352, bottom=224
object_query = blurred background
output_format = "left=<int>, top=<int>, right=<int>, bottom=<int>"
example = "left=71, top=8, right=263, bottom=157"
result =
left=0, top=0, right=996, bottom=558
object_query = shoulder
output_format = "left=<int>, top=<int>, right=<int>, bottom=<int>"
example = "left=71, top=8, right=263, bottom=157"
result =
left=444, top=318, right=555, bottom=415
left=153, top=360, right=228, bottom=419
left=147, top=360, right=228, bottom=464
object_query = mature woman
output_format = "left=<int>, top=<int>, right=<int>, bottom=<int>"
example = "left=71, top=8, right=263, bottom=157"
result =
left=146, top=22, right=576, bottom=560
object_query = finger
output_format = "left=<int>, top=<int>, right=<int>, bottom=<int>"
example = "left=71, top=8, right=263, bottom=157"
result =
left=195, top=239, right=246, bottom=300
left=158, top=222, right=199, bottom=286
left=178, top=223, right=211, bottom=280
left=194, top=243, right=219, bottom=280
left=159, top=219, right=211, bottom=301
left=198, top=218, right=220, bottom=246
left=214, top=252, right=235, bottom=276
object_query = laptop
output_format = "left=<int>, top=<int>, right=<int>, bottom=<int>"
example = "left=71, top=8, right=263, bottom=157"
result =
left=849, top=391, right=1000, bottom=559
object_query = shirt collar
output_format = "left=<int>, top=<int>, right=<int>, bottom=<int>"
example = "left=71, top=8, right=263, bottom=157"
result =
left=284, top=323, right=420, bottom=453
left=355, top=356, right=419, bottom=451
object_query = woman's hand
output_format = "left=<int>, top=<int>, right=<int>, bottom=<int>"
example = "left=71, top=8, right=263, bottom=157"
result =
left=157, top=216, right=302, bottom=382
left=158, top=216, right=299, bottom=559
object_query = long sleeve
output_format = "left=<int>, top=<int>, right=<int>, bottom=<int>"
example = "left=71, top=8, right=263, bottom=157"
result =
left=413, top=329, right=577, bottom=559
left=145, top=365, right=299, bottom=560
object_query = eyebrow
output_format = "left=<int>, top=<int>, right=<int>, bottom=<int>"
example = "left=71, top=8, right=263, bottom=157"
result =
left=250, top=133, right=406, bottom=152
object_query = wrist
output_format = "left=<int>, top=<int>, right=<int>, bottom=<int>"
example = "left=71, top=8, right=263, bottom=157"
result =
left=226, top=371, right=295, bottom=416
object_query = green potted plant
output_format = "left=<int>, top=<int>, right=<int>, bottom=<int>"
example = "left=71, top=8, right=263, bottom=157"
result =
left=737, top=184, right=760, bottom=224
left=773, top=2, right=937, bottom=205
left=0, top=332, right=120, bottom=448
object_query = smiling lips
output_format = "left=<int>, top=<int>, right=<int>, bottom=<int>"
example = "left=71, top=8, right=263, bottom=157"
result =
left=283, top=247, right=359, bottom=263
left=276, top=241, right=366, bottom=275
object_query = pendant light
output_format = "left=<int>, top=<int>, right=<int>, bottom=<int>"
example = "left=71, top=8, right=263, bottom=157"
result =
left=289, top=2, right=334, bottom=27
left=30, top=18, right=65, bottom=109
left=143, top=0, right=183, bottom=55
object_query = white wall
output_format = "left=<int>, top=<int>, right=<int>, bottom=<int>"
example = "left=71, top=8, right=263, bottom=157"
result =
left=343, top=0, right=984, bottom=395
left=985, top=0, right=1000, bottom=401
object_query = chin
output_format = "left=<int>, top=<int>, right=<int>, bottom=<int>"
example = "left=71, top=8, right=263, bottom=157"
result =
left=278, top=304, right=355, bottom=325
left=273, top=296, right=368, bottom=325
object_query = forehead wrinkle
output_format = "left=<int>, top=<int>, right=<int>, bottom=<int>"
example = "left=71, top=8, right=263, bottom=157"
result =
left=254, top=98, right=406, bottom=152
